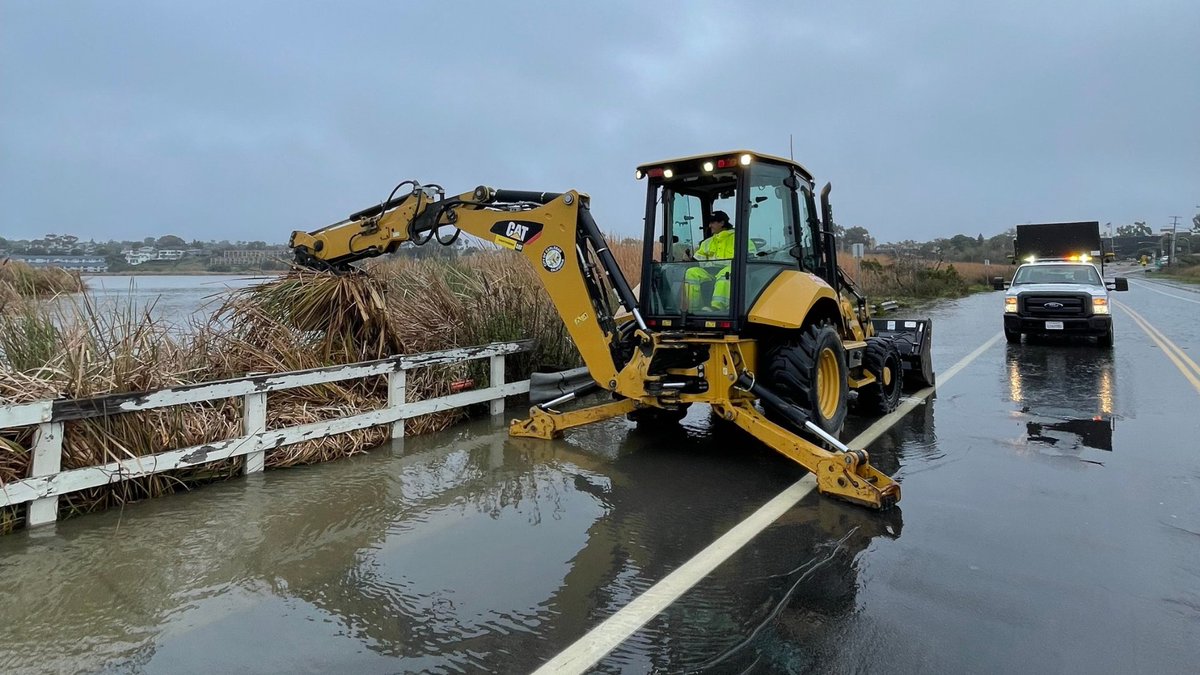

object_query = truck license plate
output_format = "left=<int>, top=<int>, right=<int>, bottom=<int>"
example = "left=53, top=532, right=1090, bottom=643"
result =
left=1045, top=321, right=1064, bottom=330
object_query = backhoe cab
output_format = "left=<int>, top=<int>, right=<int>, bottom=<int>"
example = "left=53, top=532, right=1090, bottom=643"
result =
left=635, top=151, right=933, bottom=407
left=288, top=150, right=935, bottom=510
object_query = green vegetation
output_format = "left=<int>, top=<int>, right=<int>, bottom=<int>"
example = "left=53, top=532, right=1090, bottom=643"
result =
left=849, top=256, right=1011, bottom=309
left=1156, top=254, right=1200, bottom=283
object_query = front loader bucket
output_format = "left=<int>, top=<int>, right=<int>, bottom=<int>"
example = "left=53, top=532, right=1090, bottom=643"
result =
left=872, top=318, right=934, bottom=390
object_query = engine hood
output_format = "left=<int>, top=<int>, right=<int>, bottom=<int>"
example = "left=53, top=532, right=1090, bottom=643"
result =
left=1008, top=283, right=1104, bottom=296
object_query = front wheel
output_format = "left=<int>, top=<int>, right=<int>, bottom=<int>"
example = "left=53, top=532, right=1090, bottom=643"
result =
left=1097, top=323, right=1114, bottom=348
left=1005, top=326, right=1021, bottom=344
left=857, top=337, right=904, bottom=415
left=765, top=323, right=849, bottom=436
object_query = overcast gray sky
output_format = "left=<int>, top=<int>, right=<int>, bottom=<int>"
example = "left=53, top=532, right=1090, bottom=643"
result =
left=2, top=1, right=1198, bottom=244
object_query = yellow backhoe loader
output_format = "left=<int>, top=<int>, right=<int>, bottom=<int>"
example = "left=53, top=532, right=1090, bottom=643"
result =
left=289, top=151, right=934, bottom=509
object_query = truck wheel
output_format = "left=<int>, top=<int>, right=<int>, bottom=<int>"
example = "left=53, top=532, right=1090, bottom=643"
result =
left=1097, top=324, right=1114, bottom=348
left=1005, top=327, right=1021, bottom=344
left=857, top=337, right=904, bottom=415
left=766, top=323, right=849, bottom=436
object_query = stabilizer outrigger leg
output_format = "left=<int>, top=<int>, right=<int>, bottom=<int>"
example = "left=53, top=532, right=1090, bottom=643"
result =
left=727, top=373, right=900, bottom=510
left=509, top=379, right=639, bottom=439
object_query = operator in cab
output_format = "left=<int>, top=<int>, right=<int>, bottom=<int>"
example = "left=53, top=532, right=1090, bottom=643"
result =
left=683, top=210, right=753, bottom=310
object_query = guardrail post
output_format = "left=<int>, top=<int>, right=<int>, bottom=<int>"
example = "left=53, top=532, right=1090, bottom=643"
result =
left=389, top=368, right=407, bottom=438
left=28, top=422, right=63, bottom=527
left=489, top=354, right=506, bottom=416
left=243, top=388, right=267, bottom=475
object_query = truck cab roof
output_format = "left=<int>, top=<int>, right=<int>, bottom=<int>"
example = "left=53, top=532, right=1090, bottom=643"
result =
left=1011, top=262, right=1104, bottom=289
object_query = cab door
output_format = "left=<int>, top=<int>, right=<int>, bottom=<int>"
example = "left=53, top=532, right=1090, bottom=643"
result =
left=738, top=162, right=808, bottom=314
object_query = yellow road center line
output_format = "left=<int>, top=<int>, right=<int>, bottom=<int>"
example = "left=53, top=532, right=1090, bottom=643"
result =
left=532, top=331, right=1003, bottom=675
left=1115, top=300, right=1200, bottom=394
left=1116, top=300, right=1200, bottom=379
left=1130, top=279, right=1200, bottom=305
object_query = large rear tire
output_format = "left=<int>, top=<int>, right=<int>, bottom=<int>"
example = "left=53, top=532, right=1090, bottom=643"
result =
left=857, top=337, right=904, bottom=415
left=765, top=324, right=849, bottom=436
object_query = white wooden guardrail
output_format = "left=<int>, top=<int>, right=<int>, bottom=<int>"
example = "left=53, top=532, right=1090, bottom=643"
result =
left=0, top=340, right=532, bottom=528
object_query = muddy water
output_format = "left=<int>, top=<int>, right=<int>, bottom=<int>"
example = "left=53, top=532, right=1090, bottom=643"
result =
left=1, top=278, right=1198, bottom=673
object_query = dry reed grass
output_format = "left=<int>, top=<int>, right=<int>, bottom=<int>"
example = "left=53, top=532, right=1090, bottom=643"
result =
left=0, top=260, right=86, bottom=312
left=844, top=255, right=1013, bottom=302
left=0, top=242, right=644, bottom=532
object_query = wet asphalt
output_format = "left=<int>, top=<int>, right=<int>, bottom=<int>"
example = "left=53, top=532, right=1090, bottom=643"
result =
left=1, top=265, right=1198, bottom=674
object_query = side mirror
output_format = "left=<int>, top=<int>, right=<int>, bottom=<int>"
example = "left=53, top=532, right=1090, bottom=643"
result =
left=1107, top=277, right=1129, bottom=291
left=992, top=276, right=1007, bottom=291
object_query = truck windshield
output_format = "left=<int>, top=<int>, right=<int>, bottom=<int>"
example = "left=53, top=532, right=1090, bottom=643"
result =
left=1012, top=265, right=1101, bottom=285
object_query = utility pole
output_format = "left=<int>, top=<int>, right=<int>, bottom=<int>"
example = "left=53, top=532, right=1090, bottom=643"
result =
left=1168, top=215, right=1181, bottom=265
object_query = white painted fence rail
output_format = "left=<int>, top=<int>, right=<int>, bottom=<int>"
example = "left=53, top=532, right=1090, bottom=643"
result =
left=0, top=340, right=532, bottom=527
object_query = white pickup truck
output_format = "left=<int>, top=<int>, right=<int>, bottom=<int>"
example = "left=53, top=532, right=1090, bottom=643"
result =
left=1000, top=261, right=1128, bottom=346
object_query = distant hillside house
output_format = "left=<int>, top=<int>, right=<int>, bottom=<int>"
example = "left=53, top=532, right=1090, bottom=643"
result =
left=120, top=247, right=187, bottom=265
left=8, top=254, right=108, bottom=272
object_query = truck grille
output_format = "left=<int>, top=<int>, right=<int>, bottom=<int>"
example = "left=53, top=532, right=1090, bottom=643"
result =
left=1022, top=294, right=1088, bottom=317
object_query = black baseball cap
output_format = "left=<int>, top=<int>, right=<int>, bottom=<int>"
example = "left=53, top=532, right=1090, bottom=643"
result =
left=709, top=210, right=730, bottom=224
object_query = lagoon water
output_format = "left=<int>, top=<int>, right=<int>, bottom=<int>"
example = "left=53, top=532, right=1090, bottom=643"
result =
left=64, top=274, right=271, bottom=328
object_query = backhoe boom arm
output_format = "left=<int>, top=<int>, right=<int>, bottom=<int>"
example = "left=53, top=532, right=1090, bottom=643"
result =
left=288, top=183, right=644, bottom=388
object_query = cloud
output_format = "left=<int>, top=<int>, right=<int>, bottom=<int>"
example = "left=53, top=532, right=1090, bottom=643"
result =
left=2, top=1, right=1197, bottom=244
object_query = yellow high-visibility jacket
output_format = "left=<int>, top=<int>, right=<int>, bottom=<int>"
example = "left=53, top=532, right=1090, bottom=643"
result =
left=695, top=228, right=736, bottom=260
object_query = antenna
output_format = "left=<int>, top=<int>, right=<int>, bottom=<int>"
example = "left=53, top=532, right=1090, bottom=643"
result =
left=789, top=133, right=794, bottom=161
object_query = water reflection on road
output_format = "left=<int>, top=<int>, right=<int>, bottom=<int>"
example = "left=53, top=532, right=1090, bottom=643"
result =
left=1005, top=341, right=1117, bottom=454
left=0, top=405, right=908, bottom=673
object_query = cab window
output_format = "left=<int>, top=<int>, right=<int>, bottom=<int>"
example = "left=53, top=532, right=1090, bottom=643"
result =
left=742, top=163, right=803, bottom=308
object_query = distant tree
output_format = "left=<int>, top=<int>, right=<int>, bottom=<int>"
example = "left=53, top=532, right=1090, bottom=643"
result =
left=1192, top=212, right=1200, bottom=233
left=143, top=236, right=156, bottom=246
left=1116, top=222, right=1152, bottom=237
left=104, top=254, right=131, bottom=272
left=156, top=235, right=186, bottom=249
left=843, top=226, right=873, bottom=248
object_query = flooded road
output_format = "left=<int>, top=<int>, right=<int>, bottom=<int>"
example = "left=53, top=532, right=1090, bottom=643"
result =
left=2, top=268, right=1198, bottom=674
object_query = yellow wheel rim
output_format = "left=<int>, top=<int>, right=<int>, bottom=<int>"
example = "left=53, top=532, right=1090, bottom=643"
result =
left=817, top=347, right=840, bottom=419
left=882, top=365, right=892, bottom=387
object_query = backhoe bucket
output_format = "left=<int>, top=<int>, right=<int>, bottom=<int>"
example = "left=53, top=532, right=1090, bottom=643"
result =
left=872, top=318, right=934, bottom=390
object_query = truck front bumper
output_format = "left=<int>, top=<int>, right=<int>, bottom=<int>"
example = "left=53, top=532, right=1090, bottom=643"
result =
left=1004, top=314, right=1111, bottom=336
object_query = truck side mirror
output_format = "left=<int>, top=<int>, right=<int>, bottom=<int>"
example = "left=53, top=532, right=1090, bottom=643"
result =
left=1108, top=277, right=1129, bottom=292
left=992, top=276, right=1007, bottom=291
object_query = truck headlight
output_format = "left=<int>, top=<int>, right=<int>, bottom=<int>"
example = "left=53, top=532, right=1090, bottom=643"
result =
left=1092, top=297, right=1109, bottom=314
left=1005, top=297, right=1018, bottom=313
